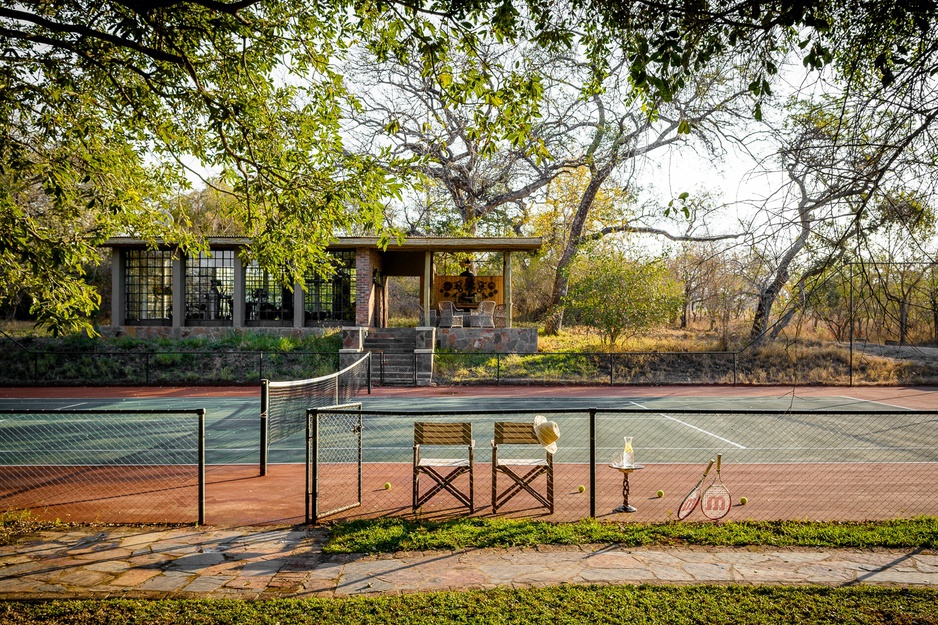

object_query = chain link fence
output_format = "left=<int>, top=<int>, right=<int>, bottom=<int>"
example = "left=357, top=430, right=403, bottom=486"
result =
left=1, top=351, right=339, bottom=386
left=0, top=409, right=205, bottom=524
left=431, top=350, right=877, bottom=386
left=308, top=407, right=938, bottom=523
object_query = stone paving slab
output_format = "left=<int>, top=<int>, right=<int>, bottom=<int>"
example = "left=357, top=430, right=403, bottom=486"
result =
left=1, top=526, right=937, bottom=600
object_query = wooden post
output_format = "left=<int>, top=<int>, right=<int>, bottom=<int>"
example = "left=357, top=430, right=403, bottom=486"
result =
left=172, top=253, right=185, bottom=328
left=503, top=251, right=513, bottom=328
left=423, top=251, right=433, bottom=326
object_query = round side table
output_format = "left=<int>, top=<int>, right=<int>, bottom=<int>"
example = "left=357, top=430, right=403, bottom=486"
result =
left=610, top=464, right=644, bottom=513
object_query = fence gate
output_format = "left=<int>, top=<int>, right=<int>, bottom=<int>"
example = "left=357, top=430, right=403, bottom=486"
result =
left=307, top=403, right=363, bottom=523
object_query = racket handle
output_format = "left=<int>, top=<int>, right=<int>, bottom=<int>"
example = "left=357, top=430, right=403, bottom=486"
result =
left=702, top=459, right=714, bottom=477
left=715, top=454, right=722, bottom=472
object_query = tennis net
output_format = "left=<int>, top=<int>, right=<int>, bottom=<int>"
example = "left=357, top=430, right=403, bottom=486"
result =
left=261, top=353, right=370, bottom=469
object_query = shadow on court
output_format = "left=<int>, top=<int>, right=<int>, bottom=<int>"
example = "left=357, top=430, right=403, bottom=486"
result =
left=6, top=461, right=938, bottom=526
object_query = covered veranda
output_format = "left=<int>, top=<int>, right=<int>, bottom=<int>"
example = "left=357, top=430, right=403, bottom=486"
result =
left=352, top=236, right=542, bottom=329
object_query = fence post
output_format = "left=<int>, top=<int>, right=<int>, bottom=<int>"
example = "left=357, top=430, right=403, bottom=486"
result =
left=306, top=409, right=313, bottom=523
left=849, top=262, right=854, bottom=387
left=609, top=353, right=614, bottom=386
left=33, top=352, right=39, bottom=382
left=733, top=353, right=738, bottom=386
left=145, top=352, right=150, bottom=385
left=309, top=408, right=320, bottom=524
left=197, top=408, right=205, bottom=526
left=496, top=353, right=501, bottom=386
left=589, top=407, right=596, bottom=518
left=413, top=351, right=418, bottom=386
left=367, top=351, right=372, bottom=394
left=260, top=379, right=269, bottom=476
left=259, top=352, right=264, bottom=383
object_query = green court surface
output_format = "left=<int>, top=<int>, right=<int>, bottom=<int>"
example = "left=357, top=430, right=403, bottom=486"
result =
left=2, top=393, right=932, bottom=468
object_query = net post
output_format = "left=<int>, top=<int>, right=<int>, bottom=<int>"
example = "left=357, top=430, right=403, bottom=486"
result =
left=260, top=379, right=269, bottom=476
left=367, top=351, right=372, bottom=394
left=589, top=407, right=596, bottom=518
left=197, top=408, right=206, bottom=526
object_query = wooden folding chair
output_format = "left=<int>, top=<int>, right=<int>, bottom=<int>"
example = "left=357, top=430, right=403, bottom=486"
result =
left=413, top=422, right=475, bottom=512
left=491, top=422, right=554, bottom=513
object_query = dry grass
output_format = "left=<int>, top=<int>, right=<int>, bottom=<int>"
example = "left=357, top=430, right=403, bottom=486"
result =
left=0, top=510, right=65, bottom=546
left=537, top=325, right=937, bottom=385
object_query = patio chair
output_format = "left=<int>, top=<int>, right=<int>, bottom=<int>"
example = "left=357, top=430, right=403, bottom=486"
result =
left=491, top=421, right=554, bottom=513
left=493, top=304, right=507, bottom=328
left=470, top=300, right=496, bottom=328
left=417, top=304, right=438, bottom=326
left=438, top=300, right=464, bottom=328
left=413, top=422, right=475, bottom=512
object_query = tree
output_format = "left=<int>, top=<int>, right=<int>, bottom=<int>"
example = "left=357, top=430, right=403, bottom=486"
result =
left=1, top=1, right=406, bottom=333
left=566, top=249, right=681, bottom=347
left=344, top=43, right=572, bottom=236
left=743, top=94, right=938, bottom=344
left=538, top=51, right=753, bottom=335
left=4, top=0, right=937, bottom=333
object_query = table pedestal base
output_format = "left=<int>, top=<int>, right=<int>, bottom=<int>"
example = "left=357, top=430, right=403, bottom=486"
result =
left=610, top=464, right=643, bottom=514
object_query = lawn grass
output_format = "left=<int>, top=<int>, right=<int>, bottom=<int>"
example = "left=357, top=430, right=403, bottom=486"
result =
left=1, top=586, right=936, bottom=624
left=323, top=516, right=938, bottom=554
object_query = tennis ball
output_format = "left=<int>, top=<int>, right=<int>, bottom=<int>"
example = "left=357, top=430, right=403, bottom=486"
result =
left=577, top=485, right=586, bottom=493
left=384, top=482, right=392, bottom=490
left=656, top=490, right=665, bottom=498
left=739, top=496, right=748, bottom=505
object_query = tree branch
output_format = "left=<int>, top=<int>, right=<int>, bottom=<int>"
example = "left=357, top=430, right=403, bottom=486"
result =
left=579, top=224, right=745, bottom=245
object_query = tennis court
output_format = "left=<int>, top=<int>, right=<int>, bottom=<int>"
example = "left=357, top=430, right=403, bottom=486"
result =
left=2, top=384, right=937, bottom=526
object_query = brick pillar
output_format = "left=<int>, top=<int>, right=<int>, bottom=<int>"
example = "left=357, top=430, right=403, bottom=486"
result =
left=354, top=249, right=384, bottom=327
left=355, top=248, right=373, bottom=327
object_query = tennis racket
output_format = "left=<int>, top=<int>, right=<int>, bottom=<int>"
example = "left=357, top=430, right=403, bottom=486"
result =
left=677, top=458, right=714, bottom=520
left=701, top=454, right=732, bottom=520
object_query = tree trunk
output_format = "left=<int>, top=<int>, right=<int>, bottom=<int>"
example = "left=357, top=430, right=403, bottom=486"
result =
left=931, top=292, right=938, bottom=343
left=680, top=282, right=691, bottom=329
left=899, top=298, right=909, bottom=345
left=543, top=165, right=611, bottom=335
left=749, top=188, right=813, bottom=344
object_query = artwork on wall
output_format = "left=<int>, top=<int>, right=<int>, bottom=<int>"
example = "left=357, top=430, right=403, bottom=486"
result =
left=435, top=276, right=503, bottom=306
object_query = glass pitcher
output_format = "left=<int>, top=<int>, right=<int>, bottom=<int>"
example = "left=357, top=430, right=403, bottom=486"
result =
left=622, top=437, right=634, bottom=467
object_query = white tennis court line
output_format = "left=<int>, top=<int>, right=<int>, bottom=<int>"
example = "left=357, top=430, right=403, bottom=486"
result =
left=834, top=396, right=914, bottom=411
left=58, top=403, right=87, bottom=410
left=628, top=401, right=747, bottom=449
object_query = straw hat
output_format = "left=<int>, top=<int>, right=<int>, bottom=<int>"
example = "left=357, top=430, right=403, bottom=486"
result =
left=533, top=415, right=560, bottom=454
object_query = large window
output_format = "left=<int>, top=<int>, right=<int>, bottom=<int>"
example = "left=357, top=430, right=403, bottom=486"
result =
left=185, top=250, right=234, bottom=326
left=124, top=250, right=173, bottom=326
left=245, top=262, right=293, bottom=326
left=304, top=251, right=356, bottom=324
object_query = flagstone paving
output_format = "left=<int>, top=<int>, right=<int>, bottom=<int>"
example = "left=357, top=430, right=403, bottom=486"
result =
left=0, top=526, right=936, bottom=599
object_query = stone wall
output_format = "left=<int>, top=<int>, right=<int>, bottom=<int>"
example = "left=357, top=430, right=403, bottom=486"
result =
left=436, top=328, right=537, bottom=353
